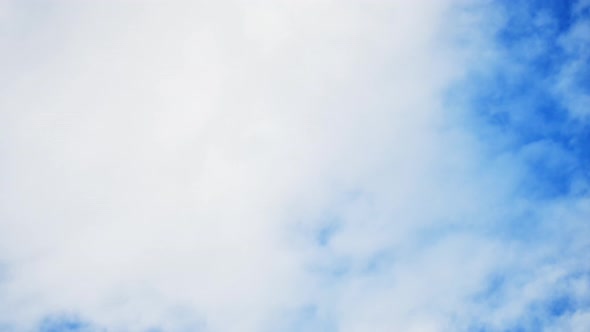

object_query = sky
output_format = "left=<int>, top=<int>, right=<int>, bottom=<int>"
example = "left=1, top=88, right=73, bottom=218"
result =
left=0, top=0, right=589, bottom=331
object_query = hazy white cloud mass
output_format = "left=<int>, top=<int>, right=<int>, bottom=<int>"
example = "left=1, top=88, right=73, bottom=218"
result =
left=1, top=1, right=589, bottom=331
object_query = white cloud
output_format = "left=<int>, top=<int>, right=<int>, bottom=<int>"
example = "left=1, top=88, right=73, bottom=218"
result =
left=0, top=1, right=588, bottom=331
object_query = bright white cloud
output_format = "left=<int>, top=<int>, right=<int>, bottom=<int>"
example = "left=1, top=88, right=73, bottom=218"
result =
left=0, top=1, right=588, bottom=331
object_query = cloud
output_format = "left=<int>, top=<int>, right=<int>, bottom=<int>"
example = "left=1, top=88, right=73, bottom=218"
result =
left=0, top=0, right=588, bottom=331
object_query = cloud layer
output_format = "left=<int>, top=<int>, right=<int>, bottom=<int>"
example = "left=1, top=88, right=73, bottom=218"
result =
left=0, top=0, right=588, bottom=331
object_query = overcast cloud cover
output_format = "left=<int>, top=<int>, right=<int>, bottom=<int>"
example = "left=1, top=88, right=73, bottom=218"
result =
left=0, top=0, right=589, bottom=331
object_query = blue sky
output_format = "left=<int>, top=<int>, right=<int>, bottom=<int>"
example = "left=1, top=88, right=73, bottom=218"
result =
left=0, top=0, right=589, bottom=331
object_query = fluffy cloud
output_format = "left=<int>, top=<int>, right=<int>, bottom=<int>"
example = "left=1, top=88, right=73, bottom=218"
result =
left=0, top=0, right=588, bottom=331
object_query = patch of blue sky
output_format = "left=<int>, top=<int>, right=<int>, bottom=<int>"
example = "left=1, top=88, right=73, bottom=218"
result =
left=474, top=273, right=507, bottom=304
left=315, top=221, right=340, bottom=247
left=470, top=264, right=590, bottom=331
left=452, top=0, right=590, bottom=329
left=503, top=1, right=580, bottom=41
left=504, top=290, right=581, bottom=330
left=37, top=315, right=204, bottom=332
left=456, top=0, right=590, bottom=201
left=38, top=314, right=98, bottom=332
left=307, top=189, right=366, bottom=247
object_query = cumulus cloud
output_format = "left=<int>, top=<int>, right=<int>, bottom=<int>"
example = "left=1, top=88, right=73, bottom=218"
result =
left=0, top=0, right=588, bottom=331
